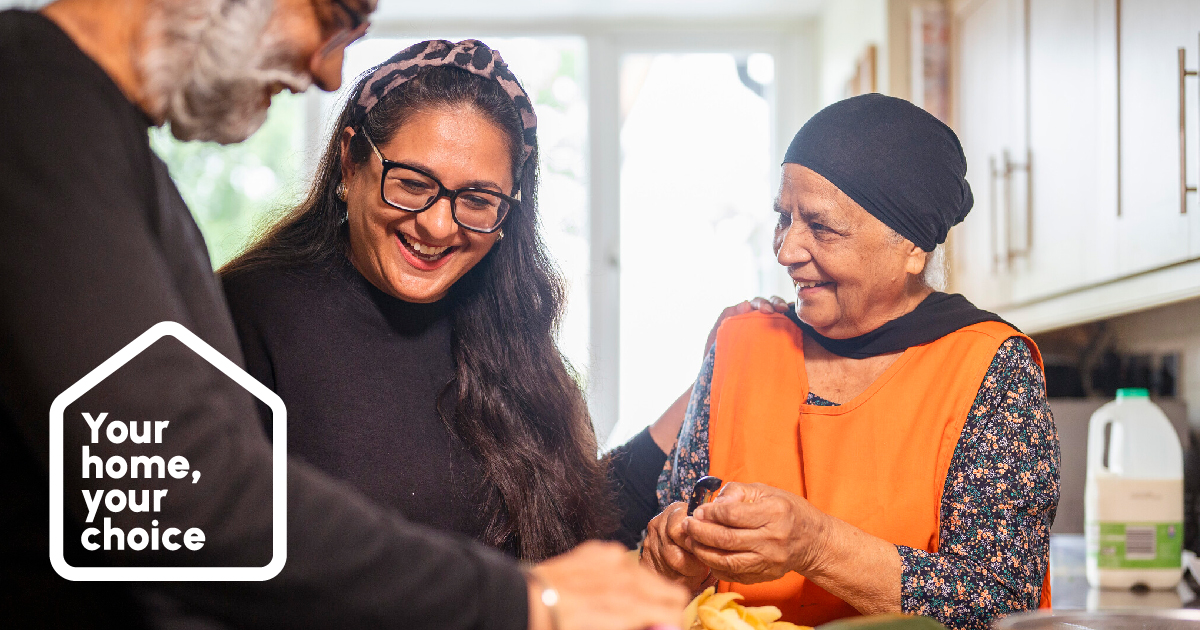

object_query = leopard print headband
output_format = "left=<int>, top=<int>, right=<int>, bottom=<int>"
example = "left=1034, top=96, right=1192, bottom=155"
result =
left=352, top=39, right=537, bottom=166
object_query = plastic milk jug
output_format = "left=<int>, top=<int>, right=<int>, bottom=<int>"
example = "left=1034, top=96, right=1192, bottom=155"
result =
left=1085, top=388, right=1184, bottom=589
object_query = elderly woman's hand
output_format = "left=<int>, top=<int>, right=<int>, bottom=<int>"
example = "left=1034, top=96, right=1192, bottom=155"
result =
left=681, top=482, right=831, bottom=585
left=640, top=502, right=712, bottom=592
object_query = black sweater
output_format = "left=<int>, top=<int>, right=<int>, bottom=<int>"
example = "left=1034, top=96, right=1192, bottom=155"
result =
left=221, top=256, right=670, bottom=551
left=0, top=10, right=525, bottom=630
left=222, top=258, right=494, bottom=545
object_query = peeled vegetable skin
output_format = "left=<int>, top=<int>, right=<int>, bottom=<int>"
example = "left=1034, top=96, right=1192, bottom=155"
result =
left=683, top=586, right=813, bottom=630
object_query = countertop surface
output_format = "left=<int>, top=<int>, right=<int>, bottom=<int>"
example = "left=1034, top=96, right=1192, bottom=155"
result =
left=1049, top=534, right=1199, bottom=610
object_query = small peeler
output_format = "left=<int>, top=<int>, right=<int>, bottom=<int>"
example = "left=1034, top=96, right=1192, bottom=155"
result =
left=687, top=475, right=723, bottom=516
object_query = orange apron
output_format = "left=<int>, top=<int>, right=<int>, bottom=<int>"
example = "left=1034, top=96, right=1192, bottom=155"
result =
left=706, top=313, right=1052, bottom=625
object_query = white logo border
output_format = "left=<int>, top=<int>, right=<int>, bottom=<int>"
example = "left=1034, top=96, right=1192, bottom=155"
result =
left=49, top=321, right=287, bottom=581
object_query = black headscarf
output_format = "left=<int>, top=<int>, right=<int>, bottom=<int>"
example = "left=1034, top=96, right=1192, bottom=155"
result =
left=781, top=95, right=1012, bottom=358
left=783, top=93, right=972, bottom=252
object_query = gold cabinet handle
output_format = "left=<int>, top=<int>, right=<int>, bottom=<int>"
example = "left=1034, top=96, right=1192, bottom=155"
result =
left=1179, top=46, right=1197, bottom=215
left=1003, top=149, right=1032, bottom=262
left=990, top=155, right=1003, bottom=272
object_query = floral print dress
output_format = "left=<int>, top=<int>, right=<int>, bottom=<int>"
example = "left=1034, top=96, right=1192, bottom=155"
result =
left=657, top=336, right=1060, bottom=630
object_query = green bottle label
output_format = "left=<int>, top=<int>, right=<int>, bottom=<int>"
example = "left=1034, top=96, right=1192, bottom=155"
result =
left=1090, top=522, right=1183, bottom=569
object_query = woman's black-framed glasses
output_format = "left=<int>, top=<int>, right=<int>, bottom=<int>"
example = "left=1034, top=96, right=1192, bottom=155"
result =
left=362, top=133, right=518, bottom=234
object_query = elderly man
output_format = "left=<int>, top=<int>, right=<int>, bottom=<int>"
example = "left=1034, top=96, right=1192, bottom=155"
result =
left=640, top=95, right=1059, bottom=630
left=0, top=1, right=685, bottom=629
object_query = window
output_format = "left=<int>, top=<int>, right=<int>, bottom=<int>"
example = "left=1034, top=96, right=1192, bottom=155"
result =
left=609, top=52, right=781, bottom=447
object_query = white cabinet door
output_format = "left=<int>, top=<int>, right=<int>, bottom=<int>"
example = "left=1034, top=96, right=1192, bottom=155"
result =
left=952, top=0, right=1025, bottom=309
left=954, top=0, right=1200, bottom=331
left=1118, top=0, right=1200, bottom=273
left=1009, top=0, right=1119, bottom=302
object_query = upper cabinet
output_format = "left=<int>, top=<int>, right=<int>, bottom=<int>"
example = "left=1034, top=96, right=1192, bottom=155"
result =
left=1020, top=0, right=1119, bottom=297
left=1119, top=0, right=1200, bottom=269
left=954, top=0, right=1111, bottom=309
left=953, top=0, right=1026, bottom=310
left=951, top=0, right=1200, bottom=331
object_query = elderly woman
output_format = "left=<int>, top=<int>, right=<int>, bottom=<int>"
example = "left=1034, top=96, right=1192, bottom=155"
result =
left=640, top=94, right=1059, bottom=630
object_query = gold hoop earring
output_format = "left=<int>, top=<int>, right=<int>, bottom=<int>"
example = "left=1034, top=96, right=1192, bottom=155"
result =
left=336, top=182, right=347, bottom=201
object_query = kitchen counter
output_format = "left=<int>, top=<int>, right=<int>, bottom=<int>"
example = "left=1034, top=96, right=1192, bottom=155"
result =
left=1049, top=534, right=1199, bottom=610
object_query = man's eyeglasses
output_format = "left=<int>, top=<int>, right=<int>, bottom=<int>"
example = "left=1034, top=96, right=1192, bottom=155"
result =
left=320, top=0, right=371, bottom=57
left=362, top=133, right=519, bottom=234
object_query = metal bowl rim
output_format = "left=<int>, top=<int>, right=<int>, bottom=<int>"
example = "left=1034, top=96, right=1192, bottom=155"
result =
left=994, top=608, right=1200, bottom=629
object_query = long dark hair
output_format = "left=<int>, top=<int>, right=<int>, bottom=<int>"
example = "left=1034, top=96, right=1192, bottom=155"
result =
left=221, top=64, right=614, bottom=560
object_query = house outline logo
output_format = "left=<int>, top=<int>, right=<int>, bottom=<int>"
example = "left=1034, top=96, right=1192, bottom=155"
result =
left=49, top=321, right=287, bottom=581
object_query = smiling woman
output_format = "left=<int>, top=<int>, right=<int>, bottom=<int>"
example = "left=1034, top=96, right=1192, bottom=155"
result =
left=218, top=39, right=613, bottom=561
left=642, top=95, right=1060, bottom=630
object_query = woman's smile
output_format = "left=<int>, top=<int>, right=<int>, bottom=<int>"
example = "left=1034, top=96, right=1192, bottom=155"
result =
left=795, top=279, right=834, bottom=296
left=395, top=230, right=457, bottom=271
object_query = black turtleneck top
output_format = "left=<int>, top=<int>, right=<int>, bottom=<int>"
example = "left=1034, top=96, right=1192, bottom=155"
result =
left=221, top=256, right=493, bottom=543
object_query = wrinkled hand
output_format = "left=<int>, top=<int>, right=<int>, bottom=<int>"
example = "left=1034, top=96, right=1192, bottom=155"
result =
left=704, top=297, right=790, bottom=356
left=531, top=541, right=688, bottom=630
left=682, top=482, right=831, bottom=585
left=640, top=502, right=711, bottom=592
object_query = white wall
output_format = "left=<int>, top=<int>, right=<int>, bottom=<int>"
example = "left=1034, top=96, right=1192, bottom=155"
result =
left=1107, top=298, right=1200, bottom=428
left=1, top=0, right=50, bottom=8
left=818, top=0, right=888, bottom=106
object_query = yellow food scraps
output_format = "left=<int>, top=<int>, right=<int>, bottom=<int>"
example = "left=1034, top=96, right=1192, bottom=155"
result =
left=683, top=586, right=813, bottom=630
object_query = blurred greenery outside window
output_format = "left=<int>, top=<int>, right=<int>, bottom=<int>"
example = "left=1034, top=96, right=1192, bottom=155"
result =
left=149, top=92, right=307, bottom=269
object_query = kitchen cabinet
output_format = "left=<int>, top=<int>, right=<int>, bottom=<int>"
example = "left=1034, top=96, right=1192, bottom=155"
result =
left=1119, top=0, right=1200, bottom=269
left=951, top=0, right=1200, bottom=332
left=1013, top=0, right=1118, bottom=302
left=952, top=0, right=1025, bottom=310
left=953, top=0, right=1115, bottom=309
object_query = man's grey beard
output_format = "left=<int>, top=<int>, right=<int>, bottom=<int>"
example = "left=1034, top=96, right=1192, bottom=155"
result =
left=138, top=0, right=313, bottom=145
